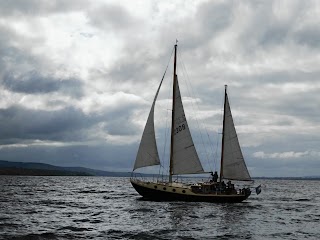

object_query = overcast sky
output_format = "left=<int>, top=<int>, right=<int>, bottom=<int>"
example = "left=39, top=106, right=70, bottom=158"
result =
left=0, top=0, right=319, bottom=177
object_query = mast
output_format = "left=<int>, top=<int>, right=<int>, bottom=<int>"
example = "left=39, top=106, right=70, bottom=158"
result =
left=169, top=43, right=178, bottom=183
left=220, top=85, right=227, bottom=182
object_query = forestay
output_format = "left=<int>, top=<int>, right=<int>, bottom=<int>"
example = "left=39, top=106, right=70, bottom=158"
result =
left=171, top=76, right=204, bottom=175
left=222, top=94, right=251, bottom=181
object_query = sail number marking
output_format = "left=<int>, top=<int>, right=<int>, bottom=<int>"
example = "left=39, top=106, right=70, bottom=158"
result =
left=175, top=124, right=186, bottom=134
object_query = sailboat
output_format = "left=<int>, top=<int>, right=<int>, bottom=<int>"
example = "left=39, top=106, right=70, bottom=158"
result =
left=130, top=43, right=260, bottom=203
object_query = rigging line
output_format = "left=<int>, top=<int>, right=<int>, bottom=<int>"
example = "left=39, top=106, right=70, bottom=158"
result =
left=177, top=50, right=215, bottom=169
left=178, top=53, right=211, bottom=171
left=209, top=90, right=224, bottom=172
left=162, top=76, right=173, bottom=175
left=206, top=131, right=217, bottom=170
left=216, top=90, right=225, bottom=171
left=202, top=92, right=223, bottom=171
left=213, top=132, right=219, bottom=171
left=157, top=46, right=175, bottom=179
left=177, top=49, right=212, bottom=171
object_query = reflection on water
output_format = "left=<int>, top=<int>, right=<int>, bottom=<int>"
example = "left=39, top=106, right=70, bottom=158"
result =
left=168, top=202, right=197, bottom=227
left=219, top=203, right=253, bottom=239
left=0, top=177, right=319, bottom=240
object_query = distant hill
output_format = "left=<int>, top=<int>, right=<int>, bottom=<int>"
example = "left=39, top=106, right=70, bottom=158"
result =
left=0, top=167, right=93, bottom=176
left=0, top=160, right=132, bottom=177
left=253, top=176, right=320, bottom=180
left=1, top=160, right=319, bottom=179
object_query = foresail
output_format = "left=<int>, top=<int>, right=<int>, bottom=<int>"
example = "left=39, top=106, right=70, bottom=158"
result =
left=222, top=94, right=251, bottom=181
left=171, top=76, right=204, bottom=175
left=134, top=78, right=164, bottom=171
left=134, top=103, right=160, bottom=170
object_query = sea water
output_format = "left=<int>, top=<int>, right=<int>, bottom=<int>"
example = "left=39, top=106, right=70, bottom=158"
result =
left=0, top=176, right=319, bottom=239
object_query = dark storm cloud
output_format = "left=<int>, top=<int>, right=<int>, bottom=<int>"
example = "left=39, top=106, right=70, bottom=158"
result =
left=0, top=100, right=142, bottom=145
left=293, top=26, right=320, bottom=48
left=0, top=105, right=91, bottom=143
left=2, top=71, right=84, bottom=97
left=104, top=113, right=139, bottom=136
left=98, top=95, right=144, bottom=137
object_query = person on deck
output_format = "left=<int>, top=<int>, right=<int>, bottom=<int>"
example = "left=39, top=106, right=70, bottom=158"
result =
left=211, top=171, right=218, bottom=182
left=221, top=181, right=226, bottom=190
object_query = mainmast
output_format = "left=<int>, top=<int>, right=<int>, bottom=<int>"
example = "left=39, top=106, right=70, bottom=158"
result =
left=169, top=43, right=178, bottom=183
left=220, top=85, right=227, bottom=182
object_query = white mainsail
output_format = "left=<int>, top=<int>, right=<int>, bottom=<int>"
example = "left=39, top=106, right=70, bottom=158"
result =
left=222, top=93, right=251, bottom=181
left=133, top=80, right=163, bottom=171
left=171, top=76, right=204, bottom=175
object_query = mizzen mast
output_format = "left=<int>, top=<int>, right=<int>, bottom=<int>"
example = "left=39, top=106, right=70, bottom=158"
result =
left=220, top=85, right=227, bottom=182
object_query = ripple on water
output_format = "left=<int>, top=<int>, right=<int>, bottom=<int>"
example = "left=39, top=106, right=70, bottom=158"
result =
left=59, top=226, right=93, bottom=232
left=295, top=198, right=310, bottom=202
left=0, top=177, right=320, bottom=240
left=106, top=229, right=175, bottom=240
left=7, top=232, right=57, bottom=240
left=128, top=208, right=154, bottom=213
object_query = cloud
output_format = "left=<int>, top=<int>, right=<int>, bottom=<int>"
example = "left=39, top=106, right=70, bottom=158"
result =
left=248, top=149, right=320, bottom=177
left=253, top=151, right=308, bottom=159
left=0, top=0, right=88, bottom=17
left=0, top=0, right=320, bottom=177
left=0, top=105, right=90, bottom=143
left=2, top=71, right=83, bottom=97
left=88, top=3, right=140, bottom=32
left=293, top=25, right=320, bottom=48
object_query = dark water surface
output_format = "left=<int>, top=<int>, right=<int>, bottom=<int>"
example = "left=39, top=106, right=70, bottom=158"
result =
left=0, top=176, right=319, bottom=240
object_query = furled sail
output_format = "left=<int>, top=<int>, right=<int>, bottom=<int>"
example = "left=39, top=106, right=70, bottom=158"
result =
left=221, top=93, right=251, bottom=180
left=133, top=80, right=163, bottom=171
left=171, top=76, right=204, bottom=175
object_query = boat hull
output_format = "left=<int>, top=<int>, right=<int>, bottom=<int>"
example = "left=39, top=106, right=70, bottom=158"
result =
left=130, top=179, right=250, bottom=203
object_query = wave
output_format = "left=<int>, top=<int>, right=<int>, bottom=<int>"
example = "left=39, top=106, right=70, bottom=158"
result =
left=7, top=232, right=57, bottom=240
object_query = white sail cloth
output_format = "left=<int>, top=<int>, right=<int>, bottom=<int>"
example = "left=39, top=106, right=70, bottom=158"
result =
left=222, top=94, right=251, bottom=181
left=171, top=76, right=204, bottom=175
left=134, top=74, right=204, bottom=175
left=133, top=78, right=163, bottom=170
left=134, top=103, right=160, bottom=170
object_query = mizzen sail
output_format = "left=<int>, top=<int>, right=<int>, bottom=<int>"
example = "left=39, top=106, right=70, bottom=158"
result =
left=221, top=93, right=251, bottom=181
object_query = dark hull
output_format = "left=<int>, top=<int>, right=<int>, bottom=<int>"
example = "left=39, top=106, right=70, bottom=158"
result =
left=131, top=180, right=250, bottom=203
